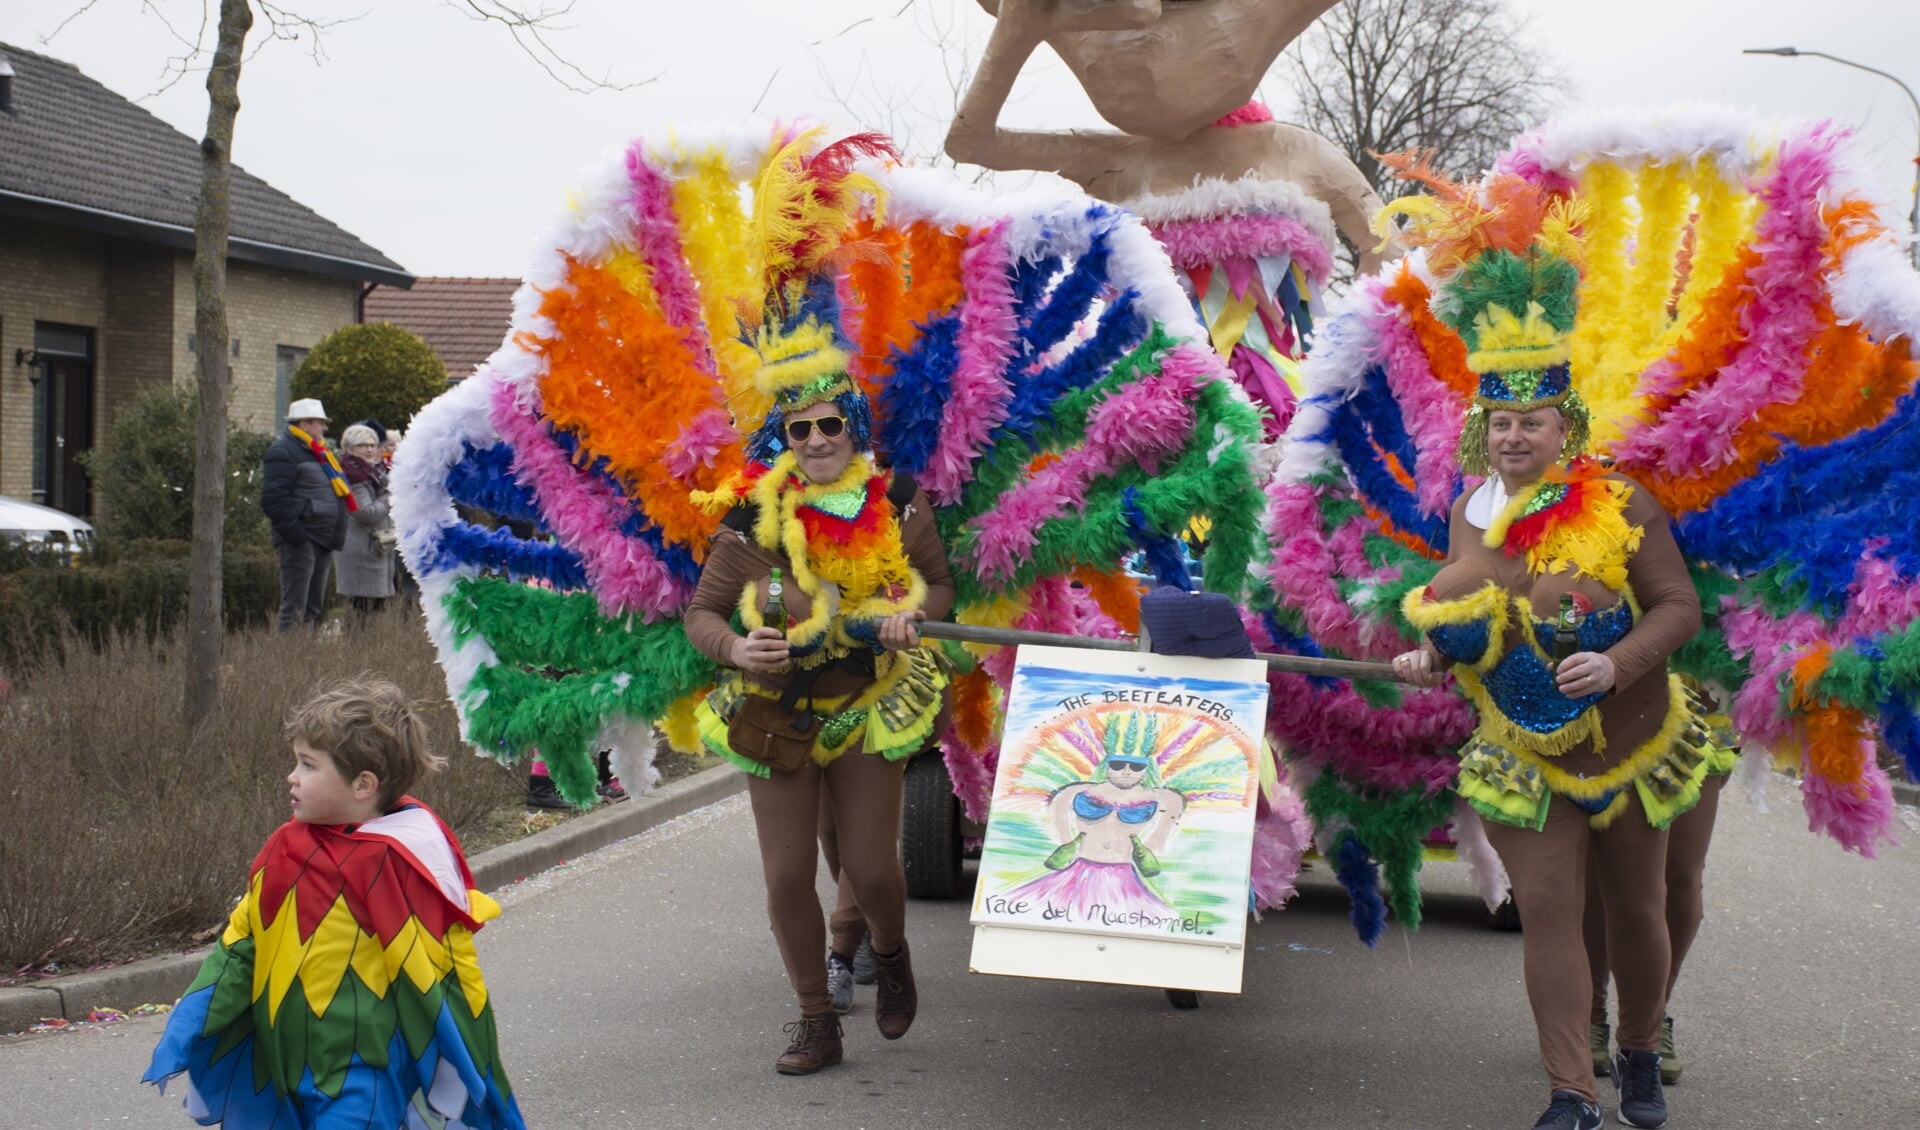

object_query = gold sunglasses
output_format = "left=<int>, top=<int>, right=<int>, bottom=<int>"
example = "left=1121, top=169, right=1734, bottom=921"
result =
left=783, top=415, right=847, bottom=443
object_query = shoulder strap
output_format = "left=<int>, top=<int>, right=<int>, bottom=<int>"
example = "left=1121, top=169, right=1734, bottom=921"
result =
left=888, top=471, right=918, bottom=509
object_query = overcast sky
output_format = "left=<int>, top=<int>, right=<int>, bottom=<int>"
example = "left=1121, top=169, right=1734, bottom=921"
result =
left=4, top=0, right=1917, bottom=277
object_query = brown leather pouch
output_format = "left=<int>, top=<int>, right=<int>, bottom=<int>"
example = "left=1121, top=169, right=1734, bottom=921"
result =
left=726, top=693, right=820, bottom=774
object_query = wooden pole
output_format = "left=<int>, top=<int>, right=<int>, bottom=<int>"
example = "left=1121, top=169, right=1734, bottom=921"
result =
left=916, top=621, right=1403, bottom=682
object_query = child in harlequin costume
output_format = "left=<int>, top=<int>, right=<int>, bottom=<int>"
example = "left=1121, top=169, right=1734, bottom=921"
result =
left=144, top=678, right=524, bottom=1129
left=1386, top=169, right=1705, bottom=1130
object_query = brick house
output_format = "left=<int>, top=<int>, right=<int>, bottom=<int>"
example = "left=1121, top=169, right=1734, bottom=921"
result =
left=0, top=43, right=412, bottom=519
left=362, top=276, right=518, bottom=384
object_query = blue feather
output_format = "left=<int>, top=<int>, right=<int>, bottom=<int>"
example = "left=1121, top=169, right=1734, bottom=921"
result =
left=879, top=313, right=962, bottom=473
left=430, top=523, right=589, bottom=590
left=1124, top=487, right=1193, bottom=590
left=996, top=289, right=1144, bottom=447
left=1311, top=371, right=1452, bottom=553
left=1333, top=833, right=1387, bottom=947
left=1879, top=693, right=1920, bottom=781
left=1011, top=253, right=1062, bottom=320
left=1020, top=232, right=1113, bottom=356
left=1676, top=392, right=1920, bottom=615
left=798, top=273, right=844, bottom=336
left=445, top=443, right=548, bottom=528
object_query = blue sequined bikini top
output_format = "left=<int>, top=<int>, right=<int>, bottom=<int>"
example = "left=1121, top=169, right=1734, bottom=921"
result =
left=1072, top=791, right=1159, bottom=824
left=1423, top=587, right=1636, bottom=738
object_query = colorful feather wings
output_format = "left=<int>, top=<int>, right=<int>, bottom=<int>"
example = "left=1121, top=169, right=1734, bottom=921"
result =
left=391, top=124, right=1268, bottom=808
left=1263, top=108, right=1920, bottom=903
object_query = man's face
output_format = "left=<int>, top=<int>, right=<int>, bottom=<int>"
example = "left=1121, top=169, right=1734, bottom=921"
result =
left=298, top=417, right=329, bottom=440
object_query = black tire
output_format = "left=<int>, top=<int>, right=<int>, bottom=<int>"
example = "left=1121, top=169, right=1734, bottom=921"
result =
left=902, top=751, right=965, bottom=899
left=1165, top=989, right=1200, bottom=1010
left=1490, top=894, right=1522, bottom=932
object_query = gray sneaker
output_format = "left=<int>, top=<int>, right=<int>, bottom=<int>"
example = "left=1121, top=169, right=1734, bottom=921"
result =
left=1532, top=1091, right=1601, bottom=1130
left=1613, top=1049, right=1668, bottom=1129
left=851, top=933, right=877, bottom=985
left=826, top=954, right=854, bottom=1015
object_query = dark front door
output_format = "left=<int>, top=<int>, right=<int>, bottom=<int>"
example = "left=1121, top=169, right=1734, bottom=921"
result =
left=44, top=356, right=95, bottom=517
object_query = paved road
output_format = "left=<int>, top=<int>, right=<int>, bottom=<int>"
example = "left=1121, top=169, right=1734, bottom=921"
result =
left=5, top=775, right=1916, bottom=1129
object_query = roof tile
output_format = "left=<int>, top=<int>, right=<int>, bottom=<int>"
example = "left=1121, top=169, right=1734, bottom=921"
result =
left=0, top=42, right=406, bottom=275
left=363, top=277, right=520, bottom=379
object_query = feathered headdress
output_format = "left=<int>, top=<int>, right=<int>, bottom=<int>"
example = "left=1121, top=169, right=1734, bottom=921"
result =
left=745, top=128, right=896, bottom=424
left=1374, top=153, right=1591, bottom=476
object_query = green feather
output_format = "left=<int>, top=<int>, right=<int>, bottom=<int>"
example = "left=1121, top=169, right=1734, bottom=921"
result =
left=1442, top=249, right=1580, bottom=349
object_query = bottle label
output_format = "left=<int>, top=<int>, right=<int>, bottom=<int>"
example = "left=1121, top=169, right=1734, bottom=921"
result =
left=768, top=582, right=782, bottom=597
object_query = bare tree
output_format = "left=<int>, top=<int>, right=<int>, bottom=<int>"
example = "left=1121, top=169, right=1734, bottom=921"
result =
left=809, top=0, right=1012, bottom=185
left=184, top=0, right=252, bottom=731
left=1282, top=0, right=1572, bottom=199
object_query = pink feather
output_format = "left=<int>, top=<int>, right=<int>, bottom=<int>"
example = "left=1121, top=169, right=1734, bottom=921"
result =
left=1800, top=755, right=1897, bottom=858
left=625, top=142, right=716, bottom=372
left=961, top=344, right=1208, bottom=582
left=1371, top=289, right=1470, bottom=518
left=664, top=408, right=737, bottom=480
left=1834, top=547, right=1920, bottom=640
left=1150, top=215, right=1335, bottom=284
left=489, top=381, right=693, bottom=619
left=1249, top=778, right=1314, bottom=911
left=923, top=225, right=1020, bottom=505
left=1721, top=603, right=1826, bottom=748
left=1210, top=100, right=1275, bottom=129
left=942, top=736, right=996, bottom=824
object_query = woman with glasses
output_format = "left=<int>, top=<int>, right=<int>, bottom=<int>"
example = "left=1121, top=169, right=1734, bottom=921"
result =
left=335, top=422, right=396, bottom=622
left=683, top=323, right=955, bottom=1077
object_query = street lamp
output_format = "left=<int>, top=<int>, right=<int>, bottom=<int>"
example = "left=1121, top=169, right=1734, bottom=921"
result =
left=1745, top=47, right=1920, bottom=269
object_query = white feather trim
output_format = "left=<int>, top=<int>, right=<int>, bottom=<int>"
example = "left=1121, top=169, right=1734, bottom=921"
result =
left=1117, top=174, right=1338, bottom=253
left=1449, top=799, right=1512, bottom=913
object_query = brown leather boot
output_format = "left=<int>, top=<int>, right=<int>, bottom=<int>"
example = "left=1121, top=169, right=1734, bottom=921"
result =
left=774, top=1013, right=843, bottom=1075
left=872, top=940, right=917, bottom=1040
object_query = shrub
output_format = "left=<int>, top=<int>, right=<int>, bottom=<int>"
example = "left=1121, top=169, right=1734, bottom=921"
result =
left=77, top=383, right=272, bottom=549
left=0, top=608, right=518, bottom=973
left=291, top=323, right=448, bottom=433
left=0, top=548, right=281, bottom=676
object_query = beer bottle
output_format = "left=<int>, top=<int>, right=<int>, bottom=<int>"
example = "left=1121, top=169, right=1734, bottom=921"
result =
left=1551, top=592, right=1582, bottom=670
left=764, top=567, right=789, bottom=636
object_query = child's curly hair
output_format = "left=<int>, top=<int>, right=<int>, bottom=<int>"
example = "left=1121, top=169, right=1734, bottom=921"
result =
left=285, top=675, right=443, bottom=811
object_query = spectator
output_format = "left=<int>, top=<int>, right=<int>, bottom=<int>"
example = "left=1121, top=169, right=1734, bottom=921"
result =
left=261, top=399, right=351, bottom=630
left=336, top=423, right=396, bottom=622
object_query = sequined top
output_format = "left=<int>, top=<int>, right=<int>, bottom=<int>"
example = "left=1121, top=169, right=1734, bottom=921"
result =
left=1420, top=473, right=1700, bottom=787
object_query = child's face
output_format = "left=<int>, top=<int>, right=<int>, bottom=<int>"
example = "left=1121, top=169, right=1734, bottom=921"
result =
left=287, top=739, right=380, bottom=825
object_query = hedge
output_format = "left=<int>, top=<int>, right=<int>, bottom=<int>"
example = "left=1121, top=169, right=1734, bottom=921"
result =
left=0, top=551, right=282, bottom=675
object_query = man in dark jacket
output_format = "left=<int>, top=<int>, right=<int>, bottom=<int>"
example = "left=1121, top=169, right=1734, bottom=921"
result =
left=261, top=398, right=350, bottom=629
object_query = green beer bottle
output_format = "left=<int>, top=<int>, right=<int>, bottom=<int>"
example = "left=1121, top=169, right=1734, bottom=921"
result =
left=764, top=567, right=789, bottom=636
left=1551, top=592, right=1582, bottom=670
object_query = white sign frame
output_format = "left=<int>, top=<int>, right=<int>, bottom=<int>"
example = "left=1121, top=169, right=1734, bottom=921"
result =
left=967, top=645, right=1269, bottom=994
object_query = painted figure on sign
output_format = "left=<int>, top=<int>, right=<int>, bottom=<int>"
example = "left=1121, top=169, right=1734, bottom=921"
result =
left=1013, top=711, right=1189, bottom=917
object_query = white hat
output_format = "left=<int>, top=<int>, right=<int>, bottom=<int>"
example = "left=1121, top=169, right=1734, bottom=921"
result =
left=287, top=398, right=329, bottom=421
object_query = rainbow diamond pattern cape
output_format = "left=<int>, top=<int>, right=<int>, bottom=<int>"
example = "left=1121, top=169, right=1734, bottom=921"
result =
left=143, top=801, right=523, bottom=1127
left=1256, top=107, right=1920, bottom=940
left=389, top=121, right=1268, bottom=813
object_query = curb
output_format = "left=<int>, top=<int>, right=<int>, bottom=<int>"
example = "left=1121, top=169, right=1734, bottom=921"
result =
left=1895, top=778, right=1919, bottom=810
left=0, top=763, right=746, bottom=1036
